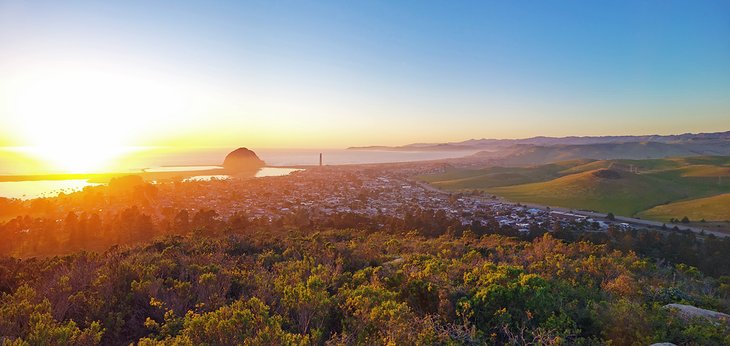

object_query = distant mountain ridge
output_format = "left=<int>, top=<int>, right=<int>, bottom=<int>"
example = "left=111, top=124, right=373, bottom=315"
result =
left=348, top=130, right=730, bottom=152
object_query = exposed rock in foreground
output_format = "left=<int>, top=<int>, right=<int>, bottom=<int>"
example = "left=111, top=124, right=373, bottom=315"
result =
left=663, top=303, right=730, bottom=324
left=222, top=147, right=265, bottom=172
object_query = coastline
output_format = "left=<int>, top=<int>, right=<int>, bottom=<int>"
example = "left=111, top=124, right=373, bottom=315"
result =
left=0, top=165, right=311, bottom=184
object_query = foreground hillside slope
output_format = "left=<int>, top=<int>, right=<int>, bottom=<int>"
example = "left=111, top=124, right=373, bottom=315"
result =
left=1, top=229, right=729, bottom=345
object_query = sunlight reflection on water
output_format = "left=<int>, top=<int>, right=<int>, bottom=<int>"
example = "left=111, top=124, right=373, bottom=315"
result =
left=0, top=180, right=100, bottom=199
left=0, top=168, right=303, bottom=199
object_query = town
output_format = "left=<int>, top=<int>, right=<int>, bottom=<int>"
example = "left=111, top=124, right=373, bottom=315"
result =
left=5, top=160, right=721, bottom=261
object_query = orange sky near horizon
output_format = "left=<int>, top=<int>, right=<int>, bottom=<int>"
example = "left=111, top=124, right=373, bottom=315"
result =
left=1, top=1, right=729, bottom=173
left=1, top=57, right=728, bottom=174
left=2, top=60, right=727, bottom=150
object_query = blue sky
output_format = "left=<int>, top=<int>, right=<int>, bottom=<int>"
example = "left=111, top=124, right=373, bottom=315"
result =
left=0, top=0, right=728, bottom=147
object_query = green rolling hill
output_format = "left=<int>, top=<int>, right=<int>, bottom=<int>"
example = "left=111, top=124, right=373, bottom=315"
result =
left=422, top=156, right=730, bottom=219
left=419, top=160, right=588, bottom=190
left=489, top=169, right=691, bottom=216
left=637, top=194, right=730, bottom=222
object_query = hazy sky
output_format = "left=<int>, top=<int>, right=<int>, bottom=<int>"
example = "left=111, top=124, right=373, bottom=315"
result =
left=1, top=0, right=729, bottom=148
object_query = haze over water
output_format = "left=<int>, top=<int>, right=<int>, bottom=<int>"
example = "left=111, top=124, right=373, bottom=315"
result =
left=0, top=147, right=475, bottom=176
left=0, top=148, right=475, bottom=199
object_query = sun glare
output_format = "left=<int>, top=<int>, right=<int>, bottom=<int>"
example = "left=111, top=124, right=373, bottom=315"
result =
left=16, top=146, right=136, bottom=175
left=4, top=63, right=188, bottom=173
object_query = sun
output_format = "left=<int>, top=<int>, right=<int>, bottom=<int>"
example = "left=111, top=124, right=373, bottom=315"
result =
left=4, top=63, right=188, bottom=173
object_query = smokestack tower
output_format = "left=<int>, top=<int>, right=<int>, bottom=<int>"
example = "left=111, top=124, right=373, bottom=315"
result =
left=319, top=153, right=323, bottom=166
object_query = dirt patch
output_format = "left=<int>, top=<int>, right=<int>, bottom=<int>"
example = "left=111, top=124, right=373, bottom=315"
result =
left=592, top=169, right=621, bottom=179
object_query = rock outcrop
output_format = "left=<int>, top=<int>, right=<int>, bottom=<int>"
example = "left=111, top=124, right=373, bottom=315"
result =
left=663, top=303, right=730, bottom=324
left=222, top=148, right=265, bottom=172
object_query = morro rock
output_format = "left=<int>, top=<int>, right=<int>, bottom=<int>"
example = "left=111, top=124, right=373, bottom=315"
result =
left=223, top=147, right=265, bottom=172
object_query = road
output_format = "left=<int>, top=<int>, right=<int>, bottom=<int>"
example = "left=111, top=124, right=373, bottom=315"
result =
left=413, top=180, right=729, bottom=238
left=512, top=202, right=729, bottom=238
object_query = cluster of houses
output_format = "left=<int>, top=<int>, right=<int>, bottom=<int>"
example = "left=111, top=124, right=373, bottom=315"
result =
left=148, top=165, right=630, bottom=234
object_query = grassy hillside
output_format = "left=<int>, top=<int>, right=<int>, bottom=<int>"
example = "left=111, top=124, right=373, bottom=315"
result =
left=559, top=158, right=685, bottom=174
left=417, top=160, right=588, bottom=190
left=673, top=156, right=730, bottom=166
left=488, top=169, right=691, bottom=215
left=424, top=156, right=730, bottom=218
left=637, top=193, right=730, bottom=222
left=678, top=165, right=730, bottom=177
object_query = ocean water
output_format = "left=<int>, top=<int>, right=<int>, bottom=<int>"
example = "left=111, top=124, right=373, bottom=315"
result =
left=256, top=148, right=474, bottom=166
left=145, top=165, right=223, bottom=173
left=183, top=167, right=303, bottom=182
left=103, top=147, right=474, bottom=169
left=0, top=147, right=475, bottom=199
left=0, top=147, right=475, bottom=175
left=0, top=167, right=303, bottom=199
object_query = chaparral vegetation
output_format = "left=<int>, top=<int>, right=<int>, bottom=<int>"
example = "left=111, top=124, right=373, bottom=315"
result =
left=1, top=225, right=729, bottom=345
